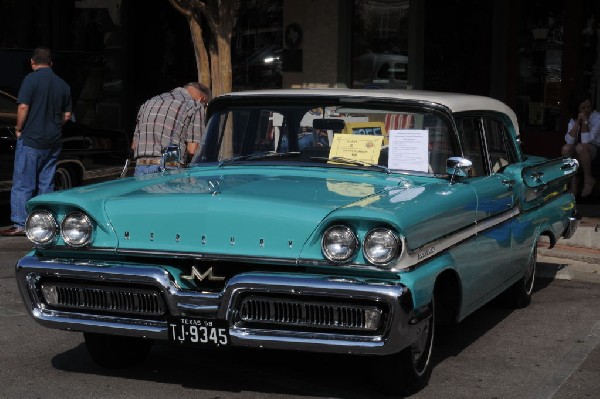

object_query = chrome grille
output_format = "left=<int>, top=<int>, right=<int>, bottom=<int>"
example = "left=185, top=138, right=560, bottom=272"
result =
left=41, top=283, right=165, bottom=316
left=238, top=295, right=382, bottom=332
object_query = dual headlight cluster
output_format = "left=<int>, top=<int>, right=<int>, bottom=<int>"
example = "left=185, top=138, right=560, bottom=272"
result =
left=26, top=210, right=93, bottom=247
left=321, top=225, right=401, bottom=267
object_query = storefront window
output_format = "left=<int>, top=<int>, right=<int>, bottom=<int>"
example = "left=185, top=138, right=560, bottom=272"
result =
left=72, top=4, right=123, bottom=130
left=513, top=0, right=600, bottom=159
left=516, top=1, right=565, bottom=133
left=351, top=0, right=410, bottom=89
left=232, top=0, right=283, bottom=91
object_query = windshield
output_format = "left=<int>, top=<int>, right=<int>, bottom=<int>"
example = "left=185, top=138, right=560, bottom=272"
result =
left=192, top=100, right=458, bottom=175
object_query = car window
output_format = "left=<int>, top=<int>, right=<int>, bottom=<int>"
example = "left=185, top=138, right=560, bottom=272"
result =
left=197, top=102, right=457, bottom=175
left=483, top=118, right=517, bottom=173
left=212, top=110, right=285, bottom=160
left=376, top=63, right=391, bottom=79
left=456, top=117, right=486, bottom=177
left=392, top=62, right=408, bottom=80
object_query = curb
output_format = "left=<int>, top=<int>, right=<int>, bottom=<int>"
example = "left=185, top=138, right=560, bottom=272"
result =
left=540, top=223, right=600, bottom=251
left=537, top=254, right=600, bottom=284
left=538, top=243, right=600, bottom=265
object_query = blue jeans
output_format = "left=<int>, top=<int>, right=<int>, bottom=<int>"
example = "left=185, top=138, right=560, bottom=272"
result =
left=10, top=139, right=61, bottom=227
left=133, top=165, right=178, bottom=176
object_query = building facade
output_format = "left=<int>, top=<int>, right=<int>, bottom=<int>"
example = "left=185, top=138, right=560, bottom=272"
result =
left=0, top=0, right=598, bottom=158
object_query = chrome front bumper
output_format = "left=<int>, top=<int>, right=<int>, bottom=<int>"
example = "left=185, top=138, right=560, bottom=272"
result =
left=16, top=255, right=425, bottom=356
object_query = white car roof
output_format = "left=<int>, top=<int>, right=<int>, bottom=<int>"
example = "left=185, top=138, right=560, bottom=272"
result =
left=220, top=88, right=521, bottom=137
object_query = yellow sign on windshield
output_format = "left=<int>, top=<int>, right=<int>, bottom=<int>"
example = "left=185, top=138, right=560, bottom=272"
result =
left=328, top=134, right=383, bottom=164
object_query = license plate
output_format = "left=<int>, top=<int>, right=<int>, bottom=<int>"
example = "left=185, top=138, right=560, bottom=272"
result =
left=168, top=316, right=229, bottom=347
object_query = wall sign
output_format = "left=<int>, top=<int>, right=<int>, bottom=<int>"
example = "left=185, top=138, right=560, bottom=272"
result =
left=285, top=23, right=303, bottom=49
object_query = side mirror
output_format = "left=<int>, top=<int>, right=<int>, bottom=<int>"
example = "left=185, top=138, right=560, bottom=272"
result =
left=446, top=157, right=472, bottom=183
left=162, top=144, right=181, bottom=167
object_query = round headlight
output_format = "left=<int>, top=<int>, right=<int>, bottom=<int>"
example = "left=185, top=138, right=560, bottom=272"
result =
left=25, top=210, right=57, bottom=245
left=363, top=228, right=400, bottom=266
left=61, top=212, right=93, bottom=247
left=321, top=225, right=358, bottom=263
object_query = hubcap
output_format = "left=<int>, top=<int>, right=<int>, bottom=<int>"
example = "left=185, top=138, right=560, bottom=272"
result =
left=411, top=310, right=434, bottom=375
left=524, top=250, right=536, bottom=295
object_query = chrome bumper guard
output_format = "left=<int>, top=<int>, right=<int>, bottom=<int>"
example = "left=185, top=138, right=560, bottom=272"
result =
left=563, top=213, right=581, bottom=240
left=16, top=256, right=424, bottom=355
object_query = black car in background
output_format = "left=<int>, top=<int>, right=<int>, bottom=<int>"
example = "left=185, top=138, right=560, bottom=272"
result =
left=0, top=89, right=129, bottom=192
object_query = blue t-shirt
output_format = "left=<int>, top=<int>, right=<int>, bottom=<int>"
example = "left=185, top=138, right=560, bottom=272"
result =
left=17, top=67, right=72, bottom=149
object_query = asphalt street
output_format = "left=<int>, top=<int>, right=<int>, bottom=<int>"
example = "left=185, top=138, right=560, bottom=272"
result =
left=1, top=234, right=599, bottom=398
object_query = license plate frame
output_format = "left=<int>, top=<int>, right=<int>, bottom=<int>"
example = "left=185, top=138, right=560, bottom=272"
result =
left=168, top=316, right=230, bottom=347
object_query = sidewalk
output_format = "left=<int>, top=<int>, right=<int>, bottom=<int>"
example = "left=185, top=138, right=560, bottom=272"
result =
left=539, top=202, right=600, bottom=263
left=533, top=201, right=600, bottom=283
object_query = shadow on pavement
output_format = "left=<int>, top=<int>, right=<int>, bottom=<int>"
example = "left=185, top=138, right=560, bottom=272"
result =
left=48, top=294, right=535, bottom=398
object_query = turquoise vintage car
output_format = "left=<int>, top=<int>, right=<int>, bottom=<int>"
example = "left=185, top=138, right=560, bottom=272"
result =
left=16, top=89, right=580, bottom=395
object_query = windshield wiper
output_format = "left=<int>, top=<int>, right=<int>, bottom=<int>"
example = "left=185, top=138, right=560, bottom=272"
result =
left=219, top=151, right=301, bottom=167
left=311, top=156, right=390, bottom=174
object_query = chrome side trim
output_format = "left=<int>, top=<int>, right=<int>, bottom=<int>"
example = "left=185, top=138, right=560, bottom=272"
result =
left=303, top=207, right=521, bottom=271
left=394, top=207, right=521, bottom=271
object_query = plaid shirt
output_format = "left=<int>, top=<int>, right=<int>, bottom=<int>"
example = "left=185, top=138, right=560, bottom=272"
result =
left=133, top=87, right=205, bottom=160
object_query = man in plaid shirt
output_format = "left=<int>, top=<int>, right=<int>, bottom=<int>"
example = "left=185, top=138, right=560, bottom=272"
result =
left=131, top=82, right=211, bottom=176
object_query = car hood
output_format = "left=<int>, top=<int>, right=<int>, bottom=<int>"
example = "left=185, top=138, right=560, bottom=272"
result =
left=97, top=166, right=412, bottom=258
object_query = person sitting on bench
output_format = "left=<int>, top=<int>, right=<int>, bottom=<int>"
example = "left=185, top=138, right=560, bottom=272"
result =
left=562, top=96, right=600, bottom=197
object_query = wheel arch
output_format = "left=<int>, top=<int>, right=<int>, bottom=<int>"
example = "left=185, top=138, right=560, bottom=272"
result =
left=55, top=159, right=84, bottom=188
left=433, top=269, right=462, bottom=327
left=538, top=228, right=557, bottom=249
left=399, top=253, right=461, bottom=325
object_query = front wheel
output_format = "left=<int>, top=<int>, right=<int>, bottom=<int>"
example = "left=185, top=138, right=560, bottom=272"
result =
left=373, top=299, right=435, bottom=395
left=83, top=333, right=153, bottom=368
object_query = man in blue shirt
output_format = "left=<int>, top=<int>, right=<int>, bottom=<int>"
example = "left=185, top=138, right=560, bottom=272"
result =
left=1, top=47, right=72, bottom=236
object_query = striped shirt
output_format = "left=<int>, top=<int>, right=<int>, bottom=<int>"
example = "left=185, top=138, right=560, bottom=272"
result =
left=133, top=87, right=205, bottom=160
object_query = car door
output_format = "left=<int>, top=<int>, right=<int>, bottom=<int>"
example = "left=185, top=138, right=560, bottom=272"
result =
left=454, top=115, right=517, bottom=310
left=0, top=92, right=17, bottom=187
left=0, top=127, right=16, bottom=188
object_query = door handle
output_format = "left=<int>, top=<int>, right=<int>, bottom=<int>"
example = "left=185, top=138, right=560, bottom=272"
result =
left=502, top=179, right=515, bottom=186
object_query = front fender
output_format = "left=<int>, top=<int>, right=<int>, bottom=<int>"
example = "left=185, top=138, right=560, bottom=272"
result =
left=398, top=252, right=456, bottom=311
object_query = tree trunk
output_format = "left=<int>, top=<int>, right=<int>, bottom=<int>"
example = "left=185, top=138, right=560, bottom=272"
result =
left=168, top=0, right=238, bottom=159
left=167, top=0, right=238, bottom=97
left=189, top=17, right=210, bottom=85
left=211, top=31, right=232, bottom=96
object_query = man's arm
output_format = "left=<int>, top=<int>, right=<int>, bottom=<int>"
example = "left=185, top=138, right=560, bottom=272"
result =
left=15, top=103, right=29, bottom=137
left=579, top=112, right=600, bottom=144
left=63, top=111, right=72, bottom=124
left=186, top=142, right=199, bottom=163
left=186, top=142, right=199, bottom=156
